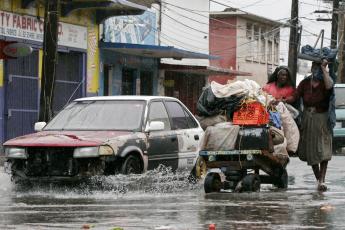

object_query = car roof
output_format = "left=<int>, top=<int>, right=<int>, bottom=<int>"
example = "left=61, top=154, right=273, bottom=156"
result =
left=74, top=95, right=179, bottom=102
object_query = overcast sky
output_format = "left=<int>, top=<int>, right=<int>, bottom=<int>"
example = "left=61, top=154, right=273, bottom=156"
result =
left=210, top=0, right=335, bottom=64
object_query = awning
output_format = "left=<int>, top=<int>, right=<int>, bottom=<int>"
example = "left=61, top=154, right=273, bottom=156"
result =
left=99, top=42, right=218, bottom=60
left=160, top=64, right=252, bottom=76
left=60, top=0, right=156, bottom=23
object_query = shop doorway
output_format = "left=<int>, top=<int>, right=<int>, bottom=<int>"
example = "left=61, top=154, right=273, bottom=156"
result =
left=164, top=72, right=205, bottom=114
left=103, top=64, right=112, bottom=96
left=122, top=68, right=136, bottom=95
left=140, top=70, right=153, bottom=95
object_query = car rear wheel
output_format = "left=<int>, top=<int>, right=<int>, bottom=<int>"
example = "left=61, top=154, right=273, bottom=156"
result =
left=121, top=155, right=142, bottom=174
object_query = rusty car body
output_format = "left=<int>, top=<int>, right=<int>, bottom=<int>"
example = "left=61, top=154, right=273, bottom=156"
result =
left=4, top=96, right=204, bottom=183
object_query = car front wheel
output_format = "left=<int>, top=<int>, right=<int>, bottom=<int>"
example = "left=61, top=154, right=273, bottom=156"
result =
left=121, top=155, right=142, bottom=174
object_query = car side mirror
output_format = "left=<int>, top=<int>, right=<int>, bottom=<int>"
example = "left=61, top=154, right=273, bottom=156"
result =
left=34, top=122, right=47, bottom=132
left=145, top=121, right=164, bottom=132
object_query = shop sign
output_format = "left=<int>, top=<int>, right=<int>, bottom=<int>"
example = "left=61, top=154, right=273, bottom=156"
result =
left=3, top=42, right=32, bottom=57
left=163, top=79, right=175, bottom=87
left=0, top=10, right=87, bottom=50
left=104, top=10, right=157, bottom=45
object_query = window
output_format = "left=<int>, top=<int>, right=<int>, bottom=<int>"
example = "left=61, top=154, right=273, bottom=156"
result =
left=253, top=25, right=260, bottom=60
left=274, top=32, right=280, bottom=64
left=184, top=110, right=199, bottom=128
left=44, top=100, right=145, bottom=131
left=246, top=23, right=252, bottom=39
left=268, top=40, right=273, bottom=62
left=246, top=23, right=253, bottom=60
left=165, top=101, right=190, bottom=130
left=148, top=101, right=171, bottom=130
left=260, top=29, right=266, bottom=62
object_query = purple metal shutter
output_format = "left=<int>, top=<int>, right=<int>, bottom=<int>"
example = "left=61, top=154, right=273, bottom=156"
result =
left=5, top=50, right=39, bottom=140
left=53, top=51, right=84, bottom=114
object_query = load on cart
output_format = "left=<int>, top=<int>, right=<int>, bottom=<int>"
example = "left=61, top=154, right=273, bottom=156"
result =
left=195, top=79, right=300, bottom=193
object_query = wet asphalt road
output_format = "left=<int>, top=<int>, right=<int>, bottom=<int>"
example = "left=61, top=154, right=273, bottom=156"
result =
left=1, top=157, right=345, bottom=230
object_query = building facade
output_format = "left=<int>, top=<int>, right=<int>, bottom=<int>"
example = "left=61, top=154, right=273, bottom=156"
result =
left=99, top=2, right=251, bottom=114
left=210, top=8, right=282, bottom=86
left=99, top=9, right=159, bottom=96
left=99, top=1, right=217, bottom=114
left=0, top=0, right=153, bottom=144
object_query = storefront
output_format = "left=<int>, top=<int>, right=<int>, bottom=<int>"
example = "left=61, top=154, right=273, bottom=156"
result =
left=161, top=65, right=252, bottom=114
left=100, top=48, right=158, bottom=96
left=0, top=10, right=87, bottom=142
left=99, top=10, right=159, bottom=96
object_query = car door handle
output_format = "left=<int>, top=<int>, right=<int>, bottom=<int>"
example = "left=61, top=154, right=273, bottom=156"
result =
left=194, top=135, right=199, bottom=140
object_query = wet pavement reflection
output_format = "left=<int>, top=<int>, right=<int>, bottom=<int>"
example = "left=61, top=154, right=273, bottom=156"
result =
left=1, top=157, right=345, bottom=229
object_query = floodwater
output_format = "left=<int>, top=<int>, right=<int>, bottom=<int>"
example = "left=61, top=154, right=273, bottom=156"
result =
left=1, top=157, right=345, bottom=230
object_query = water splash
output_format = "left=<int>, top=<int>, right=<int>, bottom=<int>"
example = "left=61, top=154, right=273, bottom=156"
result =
left=11, top=165, right=202, bottom=198
left=89, top=165, right=202, bottom=194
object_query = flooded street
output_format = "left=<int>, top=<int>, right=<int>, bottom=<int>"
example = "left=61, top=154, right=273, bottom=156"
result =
left=1, top=157, right=345, bottom=229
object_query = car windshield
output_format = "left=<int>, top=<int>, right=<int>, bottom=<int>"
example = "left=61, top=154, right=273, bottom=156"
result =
left=44, top=100, right=146, bottom=131
left=335, top=87, right=345, bottom=108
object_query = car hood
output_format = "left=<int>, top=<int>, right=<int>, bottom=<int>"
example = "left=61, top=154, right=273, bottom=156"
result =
left=3, top=130, right=134, bottom=147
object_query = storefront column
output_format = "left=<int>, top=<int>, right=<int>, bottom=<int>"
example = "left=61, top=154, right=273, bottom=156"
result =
left=158, top=69, right=165, bottom=96
left=111, top=65, right=122, bottom=95
left=152, top=68, right=158, bottom=95
left=0, top=60, right=4, bottom=144
left=135, top=70, right=140, bottom=95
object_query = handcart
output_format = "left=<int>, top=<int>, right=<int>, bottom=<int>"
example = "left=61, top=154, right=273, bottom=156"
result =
left=198, top=125, right=289, bottom=193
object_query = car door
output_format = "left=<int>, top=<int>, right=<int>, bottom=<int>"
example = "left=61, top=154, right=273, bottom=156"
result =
left=146, top=100, right=179, bottom=170
left=164, top=100, right=204, bottom=171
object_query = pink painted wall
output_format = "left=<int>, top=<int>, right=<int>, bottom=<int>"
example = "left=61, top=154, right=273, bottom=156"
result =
left=209, top=16, right=237, bottom=84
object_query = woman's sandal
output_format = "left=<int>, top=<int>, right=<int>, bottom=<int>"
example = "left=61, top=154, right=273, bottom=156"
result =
left=318, top=182, right=328, bottom=192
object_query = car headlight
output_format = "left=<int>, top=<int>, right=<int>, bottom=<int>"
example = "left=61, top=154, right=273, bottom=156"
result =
left=73, top=147, right=99, bottom=158
left=73, top=146, right=114, bottom=158
left=5, top=147, right=28, bottom=159
left=99, top=145, right=114, bottom=156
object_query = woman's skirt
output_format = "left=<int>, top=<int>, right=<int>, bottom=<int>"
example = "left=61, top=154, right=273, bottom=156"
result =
left=298, top=109, right=332, bottom=165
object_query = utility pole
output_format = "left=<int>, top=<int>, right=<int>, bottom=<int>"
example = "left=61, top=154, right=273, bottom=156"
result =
left=331, top=0, right=339, bottom=49
left=39, top=0, right=60, bottom=122
left=288, top=0, right=298, bottom=86
left=341, top=14, right=345, bottom=83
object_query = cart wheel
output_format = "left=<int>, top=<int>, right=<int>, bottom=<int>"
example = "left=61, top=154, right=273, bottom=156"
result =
left=204, top=172, right=222, bottom=193
left=274, top=168, right=288, bottom=189
left=241, top=174, right=261, bottom=192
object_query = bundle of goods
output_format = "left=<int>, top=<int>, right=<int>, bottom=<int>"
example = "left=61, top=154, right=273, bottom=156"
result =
left=196, top=79, right=272, bottom=128
left=196, top=79, right=300, bottom=159
left=197, top=80, right=302, bottom=192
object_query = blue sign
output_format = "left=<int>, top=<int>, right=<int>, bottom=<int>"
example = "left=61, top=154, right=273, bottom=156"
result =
left=104, top=10, right=157, bottom=45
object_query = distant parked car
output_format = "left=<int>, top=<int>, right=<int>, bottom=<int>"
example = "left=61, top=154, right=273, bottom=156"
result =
left=334, top=84, right=345, bottom=154
left=4, top=96, right=204, bottom=183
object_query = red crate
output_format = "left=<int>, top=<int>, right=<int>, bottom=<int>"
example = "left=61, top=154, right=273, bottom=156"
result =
left=233, top=102, right=269, bottom=125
